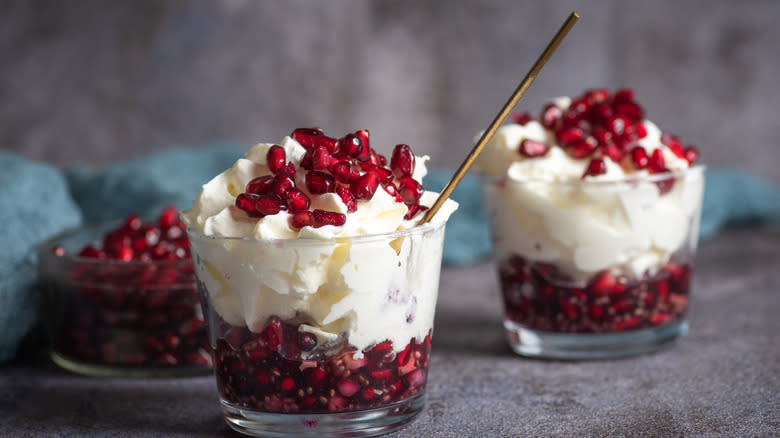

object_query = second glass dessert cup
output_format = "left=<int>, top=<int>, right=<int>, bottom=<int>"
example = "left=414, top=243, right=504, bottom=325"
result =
left=481, top=167, right=705, bottom=359
left=187, top=221, right=448, bottom=437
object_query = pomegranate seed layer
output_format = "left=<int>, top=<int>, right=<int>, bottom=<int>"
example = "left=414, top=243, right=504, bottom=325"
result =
left=44, top=207, right=212, bottom=370
left=499, top=255, right=692, bottom=333
left=213, top=316, right=431, bottom=413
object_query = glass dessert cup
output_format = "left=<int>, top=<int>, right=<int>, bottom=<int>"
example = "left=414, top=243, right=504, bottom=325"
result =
left=187, top=221, right=448, bottom=437
left=37, top=222, right=212, bottom=377
left=481, top=166, right=705, bottom=359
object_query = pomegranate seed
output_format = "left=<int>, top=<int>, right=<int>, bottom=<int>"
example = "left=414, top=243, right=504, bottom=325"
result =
left=354, top=130, right=371, bottom=162
left=614, top=101, right=644, bottom=122
left=382, top=181, right=405, bottom=203
left=263, top=317, right=284, bottom=351
left=312, top=134, right=340, bottom=154
left=300, top=150, right=314, bottom=170
left=329, top=161, right=359, bottom=184
left=589, top=103, right=613, bottom=125
left=584, top=88, right=611, bottom=104
left=117, top=247, right=134, bottom=261
left=305, top=170, right=335, bottom=194
left=683, top=146, right=699, bottom=164
left=540, top=103, right=562, bottom=130
left=312, top=209, right=346, bottom=228
left=255, top=194, right=286, bottom=216
left=337, top=133, right=363, bottom=158
left=404, top=202, right=428, bottom=220
left=390, top=144, right=416, bottom=179
left=601, top=144, right=623, bottom=163
left=235, top=193, right=262, bottom=217
left=362, top=387, right=377, bottom=401
left=297, top=332, right=317, bottom=351
left=337, top=378, right=360, bottom=397
left=371, top=369, right=393, bottom=380
left=266, top=145, right=286, bottom=174
left=78, top=245, right=102, bottom=258
left=568, top=138, right=597, bottom=159
left=284, top=188, right=310, bottom=212
left=291, top=127, right=323, bottom=149
left=280, top=376, right=295, bottom=392
left=511, top=111, right=534, bottom=125
left=615, top=316, right=640, bottom=331
left=291, top=210, right=313, bottom=228
left=517, top=139, right=549, bottom=158
left=635, top=122, right=648, bottom=138
left=613, top=88, right=635, bottom=103
left=591, top=127, right=613, bottom=145
left=123, top=214, right=142, bottom=231
left=398, top=177, right=424, bottom=205
left=246, top=175, right=274, bottom=195
left=159, top=206, right=179, bottom=230
left=350, top=171, right=380, bottom=200
left=647, top=149, right=666, bottom=173
left=335, top=186, right=357, bottom=212
left=582, top=158, right=607, bottom=178
left=606, top=115, right=630, bottom=136
left=327, top=395, right=347, bottom=412
left=311, top=146, right=334, bottom=170
left=271, top=173, right=295, bottom=198
left=556, top=127, right=584, bottom=146
left=631, top=147, right=649, bottom=169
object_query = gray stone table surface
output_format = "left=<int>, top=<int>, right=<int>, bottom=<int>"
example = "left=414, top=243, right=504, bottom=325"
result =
left=1, top=225, right=778, bottom=437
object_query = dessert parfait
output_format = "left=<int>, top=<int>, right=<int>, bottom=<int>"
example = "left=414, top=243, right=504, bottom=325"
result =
left=476, top=88, right=705, bottom=359
left=37, top=207, right=211, bottom=376
left=182, top=127, right=457, bottom=437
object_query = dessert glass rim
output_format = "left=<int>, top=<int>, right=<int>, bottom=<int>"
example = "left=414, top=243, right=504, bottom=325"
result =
left=37, top=220, right=193, bottom=268
left=184, top=217, right=446, bottom=246
left=480, top=164, right=706, bottom=186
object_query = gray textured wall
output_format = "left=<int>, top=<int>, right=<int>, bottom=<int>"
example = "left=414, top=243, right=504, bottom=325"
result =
left=2, top=0, right=779, bottom=183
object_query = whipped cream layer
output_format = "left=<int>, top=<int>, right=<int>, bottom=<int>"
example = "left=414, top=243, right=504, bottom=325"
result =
left=477, top=98, right=704, bottom=282
left=183, top=135, right=457, bottom=355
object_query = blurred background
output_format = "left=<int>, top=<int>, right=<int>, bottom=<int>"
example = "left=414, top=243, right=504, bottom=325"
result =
left=1, top=0, right=778, bottom=183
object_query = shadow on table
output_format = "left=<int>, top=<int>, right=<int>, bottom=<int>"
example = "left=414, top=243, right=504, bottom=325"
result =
left=2, top=365, right=232, bottom=437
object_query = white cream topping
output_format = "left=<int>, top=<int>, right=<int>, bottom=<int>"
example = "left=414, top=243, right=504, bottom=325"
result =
left=476, top=98, right=704, bottom=281
left=182, top=135, right=457, bottom=355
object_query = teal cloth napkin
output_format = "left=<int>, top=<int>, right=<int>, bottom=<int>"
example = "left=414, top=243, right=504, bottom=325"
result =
left=2, top=147, right=780, bottom=362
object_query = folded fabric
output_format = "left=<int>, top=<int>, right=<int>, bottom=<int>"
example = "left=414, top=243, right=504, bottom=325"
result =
left=1, top=146, right=779, bottom=363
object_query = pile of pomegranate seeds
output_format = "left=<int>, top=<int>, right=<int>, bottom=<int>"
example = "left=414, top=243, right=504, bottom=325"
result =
left=234, top=128, right=429, bottom=227
left=49, top=207, right=211, bottom=370
left=499, top=254, right=691, bottom=333
left=511, top=88, right=700, bottom=179
left=70, top=206, right=191, bottom=262
left=214, top=316, right=431, bottom=413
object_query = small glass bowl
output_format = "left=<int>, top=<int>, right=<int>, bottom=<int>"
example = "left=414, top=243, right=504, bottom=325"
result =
left=37, top=221, right=212, bottom=377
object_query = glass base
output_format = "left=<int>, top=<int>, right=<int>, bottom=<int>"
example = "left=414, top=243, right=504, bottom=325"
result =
left=221, top=393, right=425, bottom=438
left=51, top=351, right=213, bottom=378
left=504, top=319, right=688, bottom=360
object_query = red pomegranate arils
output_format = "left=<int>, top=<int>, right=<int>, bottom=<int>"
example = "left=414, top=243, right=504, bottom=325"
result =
left=630, top=146, right=649, bottom=169
left=614, top=101, right=644, bottom=122
left=518, top=139, right=549, bottom=158
left=350, top=171, right=380, bottom=200
left=683, top=146, right=699, bottom=165
left=291, top=128, right=324, bottom=149
left=390, top=144, right=416, bottom=179
left=398, top=177, right=424, bottom=206
left=404, top=202, right=428, bottom=220
left=568, top=138, right=597, bottom=159
left=312, top=209, right=346, bottom=228
left=159, top=206, right=179, bottom=230
left=511, top=111, right=534, bottom=125
left=246, top=175, right=274, bottom=195
left=556, top=127, right=585, bottom=147
left=354, top=130, right=372, bottom=162
left=540, top=104, right=563, bottom=131
left=284, top=188, right=310, bottom=212
left=311, top=146, right=334, bottom=170
left=648, top=149, right=666, bottom=173
left=601, top=144, right=623, bottom=163
left=584, top=88, right=611, bottom=104
left=266, top=145, right=286, bottom=174
left=591, top=127, right=613, bottom=146
left=613, top=88, right=635, bottom=103
left=270, top=173, right=295, bottom=198
left=291, top=210, right=313, bottom=228
left=305, top=170, right=335, bottom=194
left=235, top=193, right=263, bottom=217
left=329, top=161, right=359, bottom=184
left=337, top=133, right=363, bottom=158
left=335, top=186, right=357, bottom=212
left=582, top=158, right=607, bottom=178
